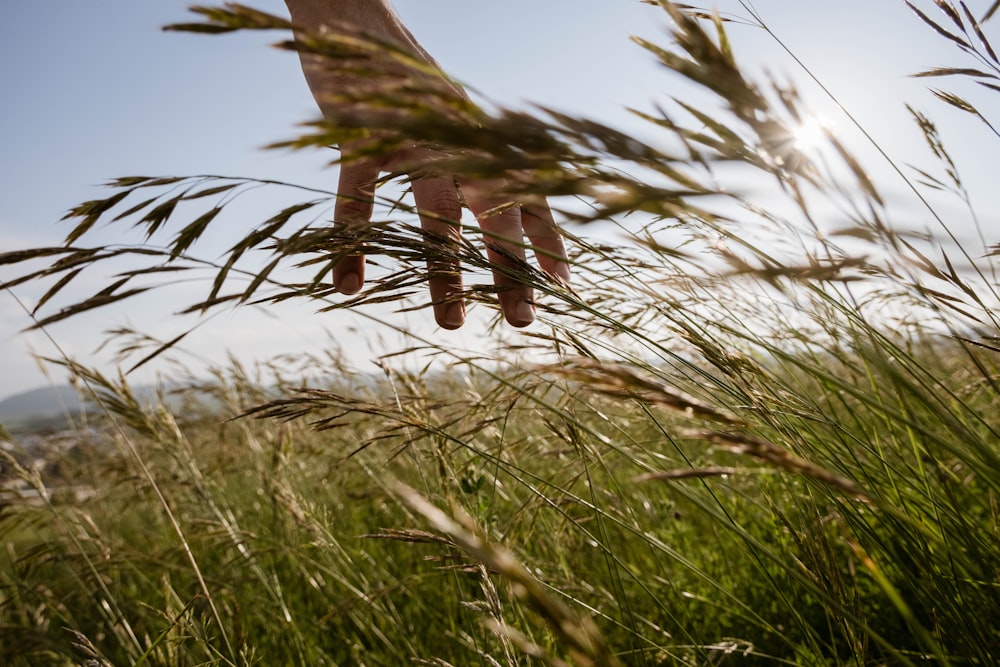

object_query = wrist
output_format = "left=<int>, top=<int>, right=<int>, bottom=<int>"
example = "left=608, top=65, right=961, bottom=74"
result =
left=285, top=0, right=399, bottom=32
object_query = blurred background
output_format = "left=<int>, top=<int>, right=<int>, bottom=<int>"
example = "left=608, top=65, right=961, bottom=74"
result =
left=1, top=0, right=993, bottom=402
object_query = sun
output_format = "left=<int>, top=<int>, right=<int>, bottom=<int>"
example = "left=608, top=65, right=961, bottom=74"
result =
left=792, top=114, right=831, bottom=151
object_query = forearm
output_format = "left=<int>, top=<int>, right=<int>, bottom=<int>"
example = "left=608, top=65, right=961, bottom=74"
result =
left=284, top=0, right=431, bottom=61
left=284, top=0, right=454, bottom=123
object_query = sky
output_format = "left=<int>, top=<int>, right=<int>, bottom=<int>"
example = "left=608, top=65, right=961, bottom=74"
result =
left=2, top=0, right=997, bottom=401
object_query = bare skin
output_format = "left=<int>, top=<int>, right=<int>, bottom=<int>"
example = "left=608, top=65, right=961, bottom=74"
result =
left=284, top=0, right=570, bottom=329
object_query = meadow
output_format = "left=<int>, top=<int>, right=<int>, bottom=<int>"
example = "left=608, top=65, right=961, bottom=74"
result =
left=2, top=2, right=999, bottom=665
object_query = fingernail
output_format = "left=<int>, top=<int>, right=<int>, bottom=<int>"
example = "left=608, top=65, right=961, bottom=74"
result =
left=443, top=302, right=465, bottom=329
left=337, top=272, right=361, bottom=294
left=511, top=300, right=536, bottom=327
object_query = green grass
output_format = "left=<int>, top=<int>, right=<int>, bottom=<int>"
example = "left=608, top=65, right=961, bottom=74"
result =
left=2, top=336, right=997, bottom=665
left=2, top=1, right=1000, bottom=665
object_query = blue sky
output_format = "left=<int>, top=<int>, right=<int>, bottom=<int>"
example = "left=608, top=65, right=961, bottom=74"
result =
left=2, top=1, right=996, bottom=400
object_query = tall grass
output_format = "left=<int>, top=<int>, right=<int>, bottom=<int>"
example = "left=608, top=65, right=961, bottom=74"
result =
left=2, top=1, right=999, bottom=664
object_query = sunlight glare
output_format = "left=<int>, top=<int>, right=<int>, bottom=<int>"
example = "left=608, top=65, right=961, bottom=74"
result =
left=792, top=114, right=831, bottom=151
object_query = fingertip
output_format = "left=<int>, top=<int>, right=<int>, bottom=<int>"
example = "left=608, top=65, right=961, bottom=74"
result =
left=437, top=302, right=466, bottom=330
left=335, top=271, right=362, bottom=295
left=504, top=300, right=536, bottom=328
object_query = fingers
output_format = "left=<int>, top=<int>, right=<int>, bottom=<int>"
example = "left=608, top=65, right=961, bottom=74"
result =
left=521, top=202, right=571, bottom=285
left=334, top=158, right=568, bottom=330
left=411, top=177, right=466, bottom=329
left=332, top=158, right=380, bottom=294
left=461, top=182, right=536, bottom=328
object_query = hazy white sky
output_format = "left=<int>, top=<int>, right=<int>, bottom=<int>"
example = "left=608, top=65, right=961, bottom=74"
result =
left=2, top=1, right=997, bottom=400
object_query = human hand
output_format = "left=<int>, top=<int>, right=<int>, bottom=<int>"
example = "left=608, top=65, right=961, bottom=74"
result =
left=284, top=0, right=570, bottom=329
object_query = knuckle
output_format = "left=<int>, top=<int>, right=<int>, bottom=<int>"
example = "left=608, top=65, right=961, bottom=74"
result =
left=424, top=188, right=462, bottom=221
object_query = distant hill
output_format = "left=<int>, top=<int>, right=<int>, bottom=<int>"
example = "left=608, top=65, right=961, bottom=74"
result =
left=0, top=377, right=361, bottom=435
left=0, top=385, right=85, bottom=421
left=0, top=384, right=163, bottom=434
left=0, top=383, right=227, bottom=435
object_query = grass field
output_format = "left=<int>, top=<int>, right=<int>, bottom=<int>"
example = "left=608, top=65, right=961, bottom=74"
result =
left=2, top=2, right=999, bottom=665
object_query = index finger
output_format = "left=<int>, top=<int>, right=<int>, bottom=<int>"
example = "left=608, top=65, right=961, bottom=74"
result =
left=332, top=158, right=380, bottom=294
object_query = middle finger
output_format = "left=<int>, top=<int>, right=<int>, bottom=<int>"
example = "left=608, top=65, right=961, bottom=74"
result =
left=411, top=176, right=466, bottom=329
